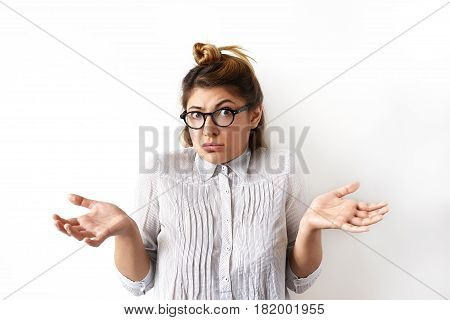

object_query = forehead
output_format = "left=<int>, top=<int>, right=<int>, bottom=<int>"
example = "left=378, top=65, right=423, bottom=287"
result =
left=187, top=86, right=244, bottom=107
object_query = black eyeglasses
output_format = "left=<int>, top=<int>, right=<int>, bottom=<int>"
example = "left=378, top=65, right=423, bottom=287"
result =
left=180, top=103, right=253, bottom=129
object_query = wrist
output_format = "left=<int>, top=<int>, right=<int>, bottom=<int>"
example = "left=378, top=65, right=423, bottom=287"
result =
left=299, top=210, right=319, bottom=234
left=116, top=216, right=138, bottom=238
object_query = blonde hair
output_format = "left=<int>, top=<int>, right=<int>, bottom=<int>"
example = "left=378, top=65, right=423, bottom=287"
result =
left=180, top=42, right=267, bottom=151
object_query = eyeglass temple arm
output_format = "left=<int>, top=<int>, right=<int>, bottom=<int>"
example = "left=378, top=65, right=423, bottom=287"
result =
left=234, top=103, right=252, bottom=114
left=180, top=103, right=252, bottom=118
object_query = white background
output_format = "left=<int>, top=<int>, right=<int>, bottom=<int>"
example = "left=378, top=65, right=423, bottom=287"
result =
left=0, top=0, right=449, bottom=301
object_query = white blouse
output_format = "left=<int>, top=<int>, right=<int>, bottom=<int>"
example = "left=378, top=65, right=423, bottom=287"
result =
left=116, top=146, right=323, bottom=299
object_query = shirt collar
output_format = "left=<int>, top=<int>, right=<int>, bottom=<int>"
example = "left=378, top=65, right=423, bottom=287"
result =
left=195, top=147, right=252, bottom=181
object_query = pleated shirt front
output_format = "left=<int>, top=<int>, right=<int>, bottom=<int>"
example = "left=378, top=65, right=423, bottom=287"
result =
left=117, top=146, right=322, bottom=299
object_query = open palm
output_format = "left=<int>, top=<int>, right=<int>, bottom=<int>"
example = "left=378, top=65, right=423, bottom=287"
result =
left=52, top=194, right=131, bottom=247
left=305, top=181, right=389, bottom=233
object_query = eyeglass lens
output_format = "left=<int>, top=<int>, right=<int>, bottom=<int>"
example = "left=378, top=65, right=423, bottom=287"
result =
left=185, top=109, right=234, bottom=128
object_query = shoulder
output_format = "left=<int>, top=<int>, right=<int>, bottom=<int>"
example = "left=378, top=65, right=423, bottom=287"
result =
left=249, top=147, right=298, bottom=177
left=140, top=147, right=196, bottom=177
left=157, top=147, right=196, bottom=177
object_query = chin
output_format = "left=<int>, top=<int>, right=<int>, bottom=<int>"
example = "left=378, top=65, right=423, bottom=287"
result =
left=197, top=149, right=223, bottom=164
left=202, top=152, right=222, bottom=163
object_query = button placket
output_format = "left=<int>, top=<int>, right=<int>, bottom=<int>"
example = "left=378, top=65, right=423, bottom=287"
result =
left=218, top=165, right=233, bottom=298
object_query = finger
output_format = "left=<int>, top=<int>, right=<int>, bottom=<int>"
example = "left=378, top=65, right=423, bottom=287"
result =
left=64, top=224, right=91, bottom=241
left=67, top=194, right=97, bottom=209
left=52, top=214, right=79, bottom=226
left=54, top=220, right=70, bottom=236
left=63, top=223, right=72, bottom=237
left=70, top=225, right=95, bottom=238
left=84, top=230, right=108, bottom=247
left=355, top=210, right=369, bottom=218
left=368, top=205, right=390, bottom=218
left=358, top=201, right=388, bottom=212
left=83, top=236, right=104, bottom=247
left=78, top=230, right=96, bottom=239
left=71, top=225, right=86, bottom=232
left=333, top=181, right=360, bottom=198
left=350, top=214, right=383, bottom=226
left=64, top=223, right=85, bottom=238
left=341, top=223, right=369, bottom=233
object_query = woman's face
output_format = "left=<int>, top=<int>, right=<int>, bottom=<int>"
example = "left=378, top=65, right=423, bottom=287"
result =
left=186, top=86, right=262, bottom=164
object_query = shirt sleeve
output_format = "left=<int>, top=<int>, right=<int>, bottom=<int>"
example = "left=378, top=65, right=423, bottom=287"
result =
left=116, top=155, right=161, bottom=296
left=284, top=150, right=323, bottom=295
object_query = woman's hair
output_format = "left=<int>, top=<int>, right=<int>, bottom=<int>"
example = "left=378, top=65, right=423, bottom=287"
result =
left=179, top=42, right=267, bottom=151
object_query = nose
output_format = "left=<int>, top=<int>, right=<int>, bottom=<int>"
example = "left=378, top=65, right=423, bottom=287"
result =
left=203, top=114, right=219, bottom=137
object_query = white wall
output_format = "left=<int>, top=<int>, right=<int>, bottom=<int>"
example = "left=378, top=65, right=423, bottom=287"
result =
left=0, top=0, right=449, bottom=301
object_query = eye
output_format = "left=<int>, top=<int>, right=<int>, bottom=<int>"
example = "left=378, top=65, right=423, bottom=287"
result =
left=188, top=112, right=203, bottom=119
left=217, top=108, right=233, bottom=117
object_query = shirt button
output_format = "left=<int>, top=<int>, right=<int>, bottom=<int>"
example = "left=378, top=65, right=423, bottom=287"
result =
left=223, top=277, right=229, bottom=282
left=225, top=190, right=229, bottom=194
left=226, top=246, right=230, bottom=251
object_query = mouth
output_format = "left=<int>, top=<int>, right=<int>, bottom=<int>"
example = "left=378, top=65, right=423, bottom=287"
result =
left=202, top=142, right=224, bottom=152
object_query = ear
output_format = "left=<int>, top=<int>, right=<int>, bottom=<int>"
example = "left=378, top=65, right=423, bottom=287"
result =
left=249, top=105, right=263, bottom=129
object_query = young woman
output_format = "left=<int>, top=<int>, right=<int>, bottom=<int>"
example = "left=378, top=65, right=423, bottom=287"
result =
left=52, top=43, right=389, bottom=299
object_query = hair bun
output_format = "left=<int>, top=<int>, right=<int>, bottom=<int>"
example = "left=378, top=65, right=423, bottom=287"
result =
left=193, top=42, right=222, bottom=65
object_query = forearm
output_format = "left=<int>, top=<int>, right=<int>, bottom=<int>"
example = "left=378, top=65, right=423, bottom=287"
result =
left=114, top=219, right=150, bottom=281
left=289, top=210, right=323, bottom=278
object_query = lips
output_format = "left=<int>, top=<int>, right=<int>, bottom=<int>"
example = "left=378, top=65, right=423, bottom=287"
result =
left=202, top=142, right=224, bottom=147
left=202, top=142, right=224, bottom=153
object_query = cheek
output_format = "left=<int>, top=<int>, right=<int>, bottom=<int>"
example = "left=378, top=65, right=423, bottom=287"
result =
left=232, top=116, right=253, bottom=131
left=221, top=125, right=250, bottom=145
left=188, top=129, right=199, bottom=144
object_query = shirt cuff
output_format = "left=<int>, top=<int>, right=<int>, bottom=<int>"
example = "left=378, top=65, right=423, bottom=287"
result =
left=286, top=255, right=323, bottom=295
left=116, top=265, right=155, bottom=296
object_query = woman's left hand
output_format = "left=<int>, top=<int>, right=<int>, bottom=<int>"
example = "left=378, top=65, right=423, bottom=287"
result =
left=302, top=181, right=389, bottom=233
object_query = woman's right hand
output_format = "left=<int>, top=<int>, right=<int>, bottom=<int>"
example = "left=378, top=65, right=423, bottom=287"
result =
left=52, top=194, right=135, bottom=247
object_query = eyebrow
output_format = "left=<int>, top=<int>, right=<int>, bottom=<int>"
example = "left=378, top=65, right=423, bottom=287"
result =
left=188, top=99, right=235, bottom=111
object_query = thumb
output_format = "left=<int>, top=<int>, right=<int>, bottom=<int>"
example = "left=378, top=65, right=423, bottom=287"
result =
left=67, top=193, right=96, bottom=209
left=333, top=181, right=360, bottom=198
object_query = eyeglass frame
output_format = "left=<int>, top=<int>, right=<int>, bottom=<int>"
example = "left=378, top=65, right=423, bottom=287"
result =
left=179, top=103, right=254, bottom=129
